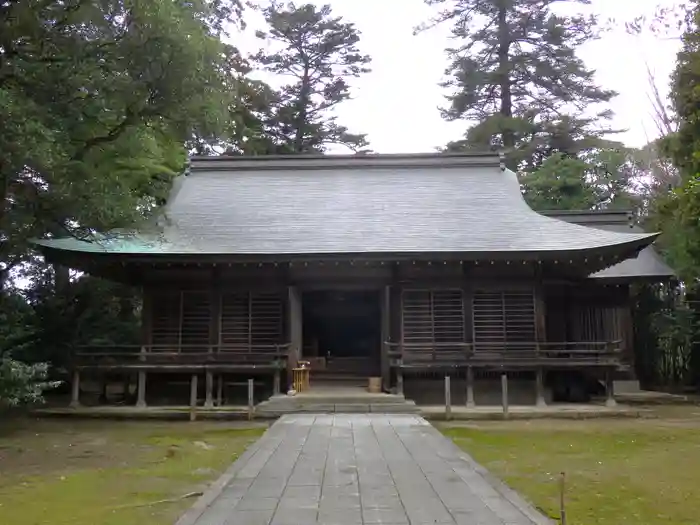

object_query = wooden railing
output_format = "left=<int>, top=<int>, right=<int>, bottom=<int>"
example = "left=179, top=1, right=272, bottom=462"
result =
left=72, top=344, right=291, bottom=370
left=386, top=341, right=623, bottom=368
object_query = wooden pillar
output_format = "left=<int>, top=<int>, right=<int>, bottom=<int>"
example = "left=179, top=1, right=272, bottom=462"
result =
left=209, top=268, right=221, bottom=343
left=206, top=267, right=220, bottom=409
left=273, top=369, right=281, bottom=396
left=136, top=371, right=147, bottom=408
left=605, top=369, right=617, bottom=407
left=620, top=285, right=635, bottom=373
left=466, top=366, right=475, bottom=408
left=287, top=286, right=302, bottom=389
left=209, top=266, right=221, bottom=351
left=204, top=371, right=214, bottom=408
left=217, top=374, right=224, bottom=406
left=390, top=277, right=402, bottom=394
left=535, top=368, right=546, bottom=407
left=69, top=370, right=81, bottom=408
left=462, top=265, right=474, bottom=345
left=380, top=285, right=391, bottom=392
left=98, top=374, right=108, bottom=404
left=137, top=289, right=151, bottom=411
left=501, top=373, right=509, bottom=419
left=136, top=338, right=148, bottom=408
left=444, top=375, right=452, bottom=420
left=141, top=288, right=153, bottom=352
left=122, top=375, right=130, bottom=402
left=534, top=280, right=547, bottom=409
left=190, top=374, right=198, bottom=421
left=248, top=378, right=255, bottom=420
left=534, top=281, right=547, bottom=348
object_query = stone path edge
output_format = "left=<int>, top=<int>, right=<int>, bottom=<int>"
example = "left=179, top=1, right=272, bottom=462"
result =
left=174, top=423, right=274, bottom=525
left=433, top=424, right=555, bottom=525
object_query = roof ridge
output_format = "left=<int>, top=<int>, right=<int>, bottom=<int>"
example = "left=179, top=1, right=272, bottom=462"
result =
left=188, top=152, right=502, bottom=172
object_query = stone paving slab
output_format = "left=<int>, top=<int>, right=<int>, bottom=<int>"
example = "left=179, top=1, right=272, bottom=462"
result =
left=176, top=414, right=552, bottom=525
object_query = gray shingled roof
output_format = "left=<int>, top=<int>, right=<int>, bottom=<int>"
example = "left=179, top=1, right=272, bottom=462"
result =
left=544, top=210, right=674, bottom=280
left=33, top=153, right=657, bottom=259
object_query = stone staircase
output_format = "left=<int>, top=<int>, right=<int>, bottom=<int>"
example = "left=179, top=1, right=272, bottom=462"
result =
left=255, top=387, right=418, bottom=417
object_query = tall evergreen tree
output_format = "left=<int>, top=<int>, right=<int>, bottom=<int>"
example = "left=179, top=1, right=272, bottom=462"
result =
left=0, top=0, right=247, bottom=403
left=654, top=3, right=700, bottom=282
left=421, top=0, right=617, bottom=169
left=0, top=1, right=242, bottom=278
left=522, top=147, right=642, bottom=212
left=252, top=2, right=371, bottom=153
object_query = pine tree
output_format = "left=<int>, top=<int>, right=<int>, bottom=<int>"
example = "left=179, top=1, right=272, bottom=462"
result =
left=421, top=0, right=617, bottom=168
left=252, top=2, right=371, bottom=153
left=522, top=148, right=641, bottom=212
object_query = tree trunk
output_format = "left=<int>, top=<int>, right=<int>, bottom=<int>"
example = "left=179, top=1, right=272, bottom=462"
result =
left=497, top=5, right=514, bottom=151
left=294, top=63, right=311, bottom=153
left=0, top=167, right=9, bottom=293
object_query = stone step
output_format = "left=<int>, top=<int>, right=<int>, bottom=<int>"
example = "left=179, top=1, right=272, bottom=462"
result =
left=255, top=402, right=419, bottom=417
left=262, top=394, right=412, bottom=405
left=255, top=392, right=419, bottom=416
left=311, top=377, right=368, bottom=387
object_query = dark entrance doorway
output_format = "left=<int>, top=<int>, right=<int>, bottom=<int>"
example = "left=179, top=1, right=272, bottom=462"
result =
left=302, top=290, right=381, bottom=376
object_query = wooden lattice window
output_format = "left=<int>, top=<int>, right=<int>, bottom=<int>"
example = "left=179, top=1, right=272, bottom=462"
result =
left=151, top=291, right=181, bottom=347
left=220, top=291, right=284, bottom=351
left=401, top=289, right=465, bottom=346
left=150, top=291, right=211, bottom=350
left=472, top=291, right=536, bottom=350
left=180, top=292, right=211, bottom=350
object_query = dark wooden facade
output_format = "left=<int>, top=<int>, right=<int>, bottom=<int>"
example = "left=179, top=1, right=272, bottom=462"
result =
left=70, top=259, right=632, bottom=406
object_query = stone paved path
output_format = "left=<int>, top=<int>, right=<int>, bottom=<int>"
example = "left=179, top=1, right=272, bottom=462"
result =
left=178, top=414, right=550, bottom=525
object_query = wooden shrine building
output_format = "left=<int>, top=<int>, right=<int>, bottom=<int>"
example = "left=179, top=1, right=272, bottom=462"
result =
left=34, top=152, right=674, bottom=408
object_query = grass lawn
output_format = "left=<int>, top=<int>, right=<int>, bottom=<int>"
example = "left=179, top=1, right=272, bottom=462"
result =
left=442, top=406, right=700, bottom=525
left=0, top=418, right=266, bottom=525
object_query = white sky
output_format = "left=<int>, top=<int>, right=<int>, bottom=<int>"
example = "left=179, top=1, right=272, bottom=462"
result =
left=237, top=0, right=683, bottom=153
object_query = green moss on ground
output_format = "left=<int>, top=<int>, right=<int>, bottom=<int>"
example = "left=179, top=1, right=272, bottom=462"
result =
left=0, top=419, right=265, bottom=525
left=442, top=408, right=700, bottom=525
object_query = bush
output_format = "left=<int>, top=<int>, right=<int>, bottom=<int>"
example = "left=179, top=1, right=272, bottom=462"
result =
left=0, top=357, right=61, bottom=407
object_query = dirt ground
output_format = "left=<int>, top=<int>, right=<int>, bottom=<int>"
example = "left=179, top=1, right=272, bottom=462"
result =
left=0, top=418, right=267, bottom=525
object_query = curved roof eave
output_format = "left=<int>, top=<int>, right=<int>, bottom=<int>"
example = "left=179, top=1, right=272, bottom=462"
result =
left=31, top=233, right=659, bottom=259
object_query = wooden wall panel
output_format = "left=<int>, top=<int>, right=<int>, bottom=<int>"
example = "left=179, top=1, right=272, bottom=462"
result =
left=401, top=289, right=465, bottom=347
left=250, top=293, right=285, bottom=345
left=568, top=290, right=623, bottom=343
left=148, top=289, right=284, bottom=352
left=150, top=291, right=180, bottom=347
left=220, top=293, right=250, bottom=347
left=180, top=291, right=211, bottom=350
left=472, top=290, right=536, bottom=350
left=220, top=291, right=286, bottom=351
